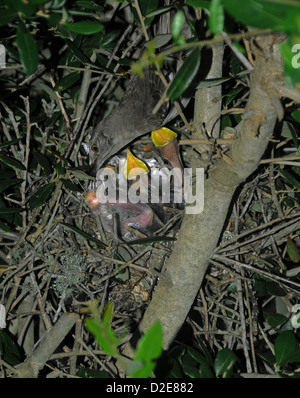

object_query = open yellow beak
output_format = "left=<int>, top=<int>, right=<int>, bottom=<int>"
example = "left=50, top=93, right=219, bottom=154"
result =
left=124, top=148, right=149, bottom=180
left=151, top=127, right=177, bottom=147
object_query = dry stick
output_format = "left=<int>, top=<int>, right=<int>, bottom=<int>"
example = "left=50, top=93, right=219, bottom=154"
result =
left=69, top=318, right=82, bottom=376
left=49, top=73, right=71, bottom=135
left=199, top=288, right=210, bottom=342
left=75, top=52, right=97, bottom=122
left=159, top=29, right=271, bottom=61
left=260, top=155, right=300, bottom=164
left=216, top=213, right=300, bottom=253
left=100, top=255, right=168, bottom=279
left=28, top=257, right=52, bottom=331
left=76, top=335, right=117, bottom=377
left=237, top=273, right=252, bottom=372
left=14, top=313, right=79, bottom=378
left=134, top=138, right=236, bottom=146
left=57, top=64, right=125, bottom=76
left=92, top=246, right=157, bottom=283
left=221, top=31, right=254, bottom=71
left=243, top=277, right=258, bottom=373
left=232, top=203, right=252, bottom=373
left=179, top=138, right=236, bottom=145
left=256, top=187, right=285, bottom=272
left=19, top=96, right=31, bottom=229
left=264, top=160, right=300, bottom=166
left=213, top=254, right=300, bottom=291
left=133, top=0, right=148, bottom=40
left=16, top=297, right=38, bottom=347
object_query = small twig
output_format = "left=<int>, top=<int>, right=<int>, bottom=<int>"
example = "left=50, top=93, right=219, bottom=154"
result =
left=20, top=96, right=31, bottom=228
left=179, top=138, right=236, bottom=146
left=133, top=0, right=149, bottom=41
left=268, top=149, right=284, bottom=217
left=57, top=64, right=124, bottom=76
left=14, top=313, right=79, bottom=377
left=90, top=249, right=168, bottom=281
left=49, top=73, right=72, bottom=135
left=260, top=155, right=300, bottom=164
left=221, top=31, right=254, bottom=71
left=216, top=213, right=300, bottom=253
left=213, top=254, right=300, bottom=291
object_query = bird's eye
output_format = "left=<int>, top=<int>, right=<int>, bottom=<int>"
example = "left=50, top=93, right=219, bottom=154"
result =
left=91, top=144, right=99, bottom=153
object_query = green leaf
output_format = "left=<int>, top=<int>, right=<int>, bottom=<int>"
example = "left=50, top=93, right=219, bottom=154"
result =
left=54, top=72, right=81, bottom=91
left=181, top=348, right=214, bottom=378
left=146, top=5, right=174, bottom=18
left=280, top=39, right=300, bottom=87
left=0, top=153, right=26, bottom=170
left=102, top=302, right=114, bottom=325
left=275, top=330, right=299, bottom=366
left=137, top=0, right=159, bottom=24
left=0, top=330, right=22, bottom=366
left=197, top=76, right=232, bottom=88
left=59, top=222, right=107, bottom=249
left=223, top=0, right=300, bottom=33
left=279, top=169, right=300, bottom=189
left=209, top=0, right=224, bottom=35
left=99, top=30, right=122, bottom=49
left=64, top=21, right=104, bottom=35
left=64, top=39, right=95, bottom=67
left=287, top=237, right=300, bottom=263
left=171, top=10, right=186, bottom=45
left=75, top=1, right=104, bottom=11
left=26, top=0, right=49, bottom=4
left=28, top=182, right=55, bottom=210
left=161, top=346, right=185, bottom=377
left=130, top=321, right=163, bottom=378
left=186, top=0, right=211, bottom=9
left=0, top=207, right=24, bottom=215
left=85, top=317, right=119, bottom=356
left=0, top=8, right=17, bottom=26
left=266, top=282, right=286, bottom=297
left=76, top=367, right=110, bottom=378
left=187, top=347, right=212, bottom=368
left=292, top=110, right=300, bottom=123
left=0, top=138, right=23, bottom=149
left=264, top=312, right=287, bottom=328
left=16, top=23, right=38, bottom=75
left=214, top=348, right=238, bottom=378
left=61, top=178, right=83, bottom=192
left=167, top=49, right=201, bottom=100
left=0, top=220, right=12, bottom=232
left=33, top=152, right=52, bottom=176
left=68, top=168, right=95, bottom=181
left=0, top=178, right=22, bottom=193
left=7, top=0, right=38, bottom=18
left=84, top=304, right=119, bottom=358
left=113, top=246, right=131, bottom=282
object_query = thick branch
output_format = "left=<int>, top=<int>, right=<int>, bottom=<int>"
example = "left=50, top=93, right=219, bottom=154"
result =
left=138, top=33, right=283, bottom=350
left=14, top=313, right=79, bottom=378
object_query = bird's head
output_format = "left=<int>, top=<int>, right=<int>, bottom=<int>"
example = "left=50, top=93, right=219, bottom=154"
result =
left=89, top=120, right=123, bottom=175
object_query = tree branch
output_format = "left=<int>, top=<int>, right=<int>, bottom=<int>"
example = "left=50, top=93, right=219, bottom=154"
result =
left=14, top=313, right=79, bottom=378
left=136, top=33, right=284, bottom=350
